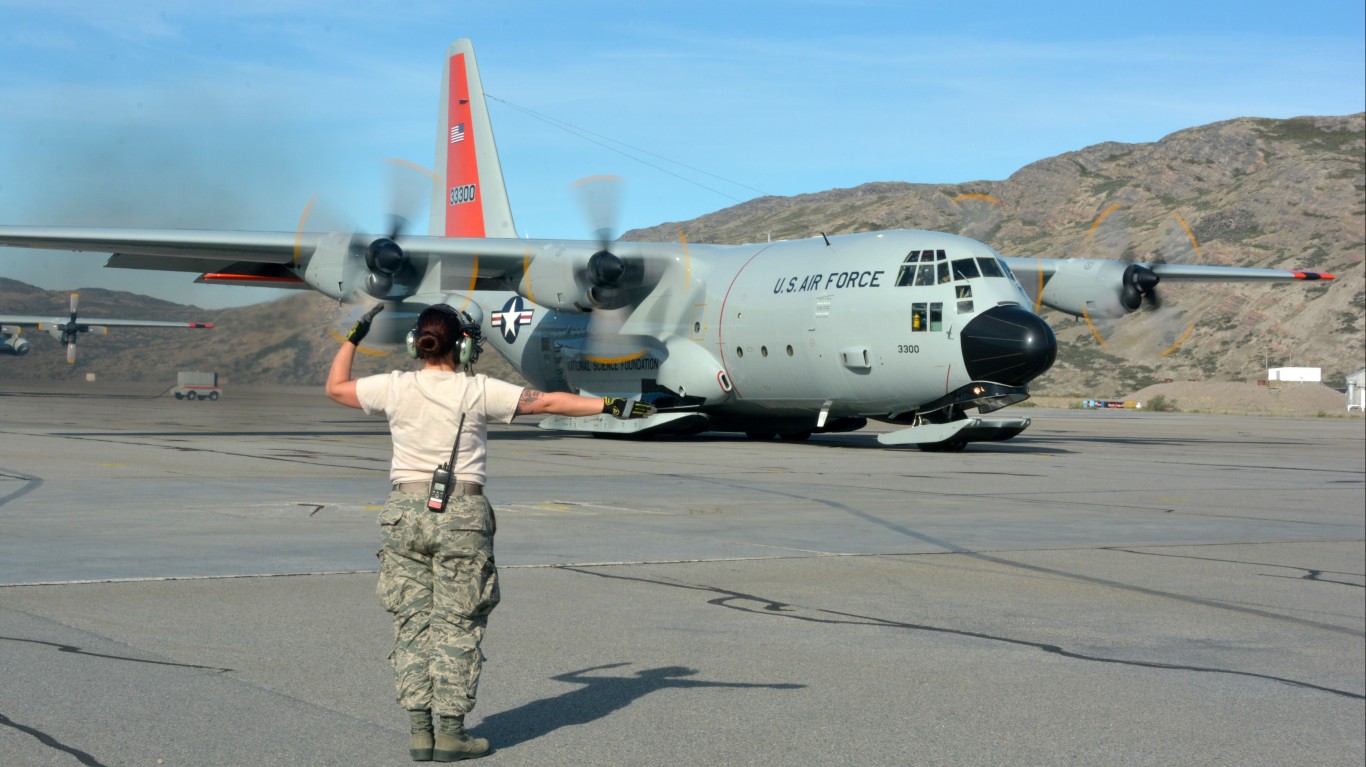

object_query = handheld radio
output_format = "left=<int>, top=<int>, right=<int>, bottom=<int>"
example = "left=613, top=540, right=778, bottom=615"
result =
left=427, top=464, right=453, bottom=511
left=426, top=413, right=466, bottom=513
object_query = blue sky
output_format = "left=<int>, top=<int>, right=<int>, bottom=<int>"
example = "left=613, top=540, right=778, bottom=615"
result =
left=1, top=0, right=1362, bottom=308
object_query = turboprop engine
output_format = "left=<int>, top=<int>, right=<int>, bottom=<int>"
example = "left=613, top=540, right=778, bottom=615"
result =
left=1, top=330, right=30, bottom=355
left=1037, top=258, right=1160, bottom=319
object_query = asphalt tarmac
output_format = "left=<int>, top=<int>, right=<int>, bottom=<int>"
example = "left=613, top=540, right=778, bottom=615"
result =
left=1, top=383, right=1362, bottom=766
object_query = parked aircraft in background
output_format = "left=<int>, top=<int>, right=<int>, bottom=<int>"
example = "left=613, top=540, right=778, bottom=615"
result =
left=0, top=40, right=1334, bottom=447
left=0, top=293, right=213, bottom=363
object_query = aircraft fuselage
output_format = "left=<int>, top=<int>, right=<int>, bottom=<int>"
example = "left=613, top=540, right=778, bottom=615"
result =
left=475, top=230, right=1056, bottom=434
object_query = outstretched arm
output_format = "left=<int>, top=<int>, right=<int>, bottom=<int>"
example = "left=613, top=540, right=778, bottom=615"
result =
left=515, top=389, right=655, bottom=419
left=515, top=389, right=604, bottom=417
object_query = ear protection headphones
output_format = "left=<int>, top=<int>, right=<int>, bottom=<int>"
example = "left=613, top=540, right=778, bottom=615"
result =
left=406, top=304, right=482, bottom=368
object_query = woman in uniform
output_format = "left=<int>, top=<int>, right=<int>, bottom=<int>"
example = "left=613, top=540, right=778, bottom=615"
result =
left=326, top=304, right=653, bottom=761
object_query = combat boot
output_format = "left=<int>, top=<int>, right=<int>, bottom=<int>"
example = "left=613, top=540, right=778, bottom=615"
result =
left=433, top=714, right=490, bottom=761
left=408, top=709, right=434, bottom=761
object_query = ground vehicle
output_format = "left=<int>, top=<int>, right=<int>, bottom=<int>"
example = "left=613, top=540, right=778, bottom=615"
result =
left=172, top=371, right=221, bottom=401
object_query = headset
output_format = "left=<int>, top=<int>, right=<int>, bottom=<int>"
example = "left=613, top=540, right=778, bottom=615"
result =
left=406, top=304, right=483, bottom=367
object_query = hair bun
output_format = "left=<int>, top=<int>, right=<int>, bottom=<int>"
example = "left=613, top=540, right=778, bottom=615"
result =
left=415, top=332, right=440, bottom=354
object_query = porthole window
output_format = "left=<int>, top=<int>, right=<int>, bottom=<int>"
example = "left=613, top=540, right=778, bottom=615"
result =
left=786, top=345, right=794, bottom=356
left=693, top=322, right=701, bottom=333
left=736, top=347, right=744, bottom=357
left=761, top=346, right=769, bottom=357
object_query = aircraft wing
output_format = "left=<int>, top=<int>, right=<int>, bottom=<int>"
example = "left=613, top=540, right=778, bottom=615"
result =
left=0, top=227, right=303, bottom=265
left=0, top=225, right=592, bottom=267
left=0, top=315, right=213, bottom=329
left=1003, top=256, right=1336, bottom=283
left=0, top=225, right=683, bottom=300
left=0, top=226, right=317, bottom=289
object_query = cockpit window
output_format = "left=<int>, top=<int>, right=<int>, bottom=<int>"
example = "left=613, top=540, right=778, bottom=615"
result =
left=896, top=249, right=951, bottom=286
left=952, top=258, right=981, bottom=280
left=976, top=257, right=1005, bottom=278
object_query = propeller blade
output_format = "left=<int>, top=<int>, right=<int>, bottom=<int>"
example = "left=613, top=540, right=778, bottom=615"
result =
left=70, top=292, right=79, bottom=321
left=574, top=174, right=624, bottom=251
left=384, top=158, right=436, bottom=239
left=66, top=342, right=76, bottom=364
left=1079, top=207, right=1206, bottom=361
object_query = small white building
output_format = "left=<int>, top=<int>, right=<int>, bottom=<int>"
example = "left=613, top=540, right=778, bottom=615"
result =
left=1268, top=367, right=1322, bottom=383
left=1348, top=368, right=1365, bottom=412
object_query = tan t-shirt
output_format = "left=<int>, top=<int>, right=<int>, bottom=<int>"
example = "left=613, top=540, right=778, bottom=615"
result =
left=355, top=369, right=524, bottom=486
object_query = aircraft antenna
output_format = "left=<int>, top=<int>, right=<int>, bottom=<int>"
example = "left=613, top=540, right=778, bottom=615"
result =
left=485, top=94, right=774, bottom=203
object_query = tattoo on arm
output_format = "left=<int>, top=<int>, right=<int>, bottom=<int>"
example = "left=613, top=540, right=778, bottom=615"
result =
left=516, top=388, right=545, bottom=415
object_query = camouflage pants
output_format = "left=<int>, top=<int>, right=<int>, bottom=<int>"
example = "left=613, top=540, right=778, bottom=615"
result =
left=376, top=490, right=500, bottom=716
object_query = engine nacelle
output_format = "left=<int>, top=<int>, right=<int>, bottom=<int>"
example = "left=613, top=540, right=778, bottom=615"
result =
left=518, top=245, right=662, bottom=314
left=656, top=336, right=733, bottom=406
left=301, top=233, right=429, bottom=302
left=518, top=246, right=596, bottom=313
left=2, top=333, right=30, bottom=355
left=1037, top=259, right=1158, bottom=319
left=300, top=232, right=355, bottom=300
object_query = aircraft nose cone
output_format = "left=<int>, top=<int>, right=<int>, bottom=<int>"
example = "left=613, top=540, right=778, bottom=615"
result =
left=959, top=305, right=1057, bottom=386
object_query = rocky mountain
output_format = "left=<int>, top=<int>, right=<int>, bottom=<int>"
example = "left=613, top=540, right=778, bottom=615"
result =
left=628, top=113, right=1365, bottom=393
left=3, top=113, right=1362, bottom=395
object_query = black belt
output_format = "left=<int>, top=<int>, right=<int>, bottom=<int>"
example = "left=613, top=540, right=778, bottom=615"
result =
left=392, top=480, right=483, bottom=496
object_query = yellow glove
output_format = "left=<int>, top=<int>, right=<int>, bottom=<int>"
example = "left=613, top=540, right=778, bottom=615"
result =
left=602, top=397, right=656, bottom=419
left=345, top=305, right=384, bottom=346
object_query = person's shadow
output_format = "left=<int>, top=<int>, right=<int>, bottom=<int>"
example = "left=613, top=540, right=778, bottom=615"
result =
left=475, top=662, right=804, bottom=748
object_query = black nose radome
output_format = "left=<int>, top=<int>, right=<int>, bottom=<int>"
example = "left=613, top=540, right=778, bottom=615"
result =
left=960, top=305, right=1057, bottom=386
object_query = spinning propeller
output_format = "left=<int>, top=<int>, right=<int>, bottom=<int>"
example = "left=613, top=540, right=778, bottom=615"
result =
left=312, top=159, right=440, bottom=348
left=951, top=194, right=1206, bottom=362
left=570, top=175, right=655, bottom=359
left=573, top=175, right=649, bottom=311
left=1077, top=205, right=1206, bottom=361
left=339, top=159, right=436, bottom=305
left=50, top=293, right=100, bottom=364
left=1087, top=204, right=1163, bottom=313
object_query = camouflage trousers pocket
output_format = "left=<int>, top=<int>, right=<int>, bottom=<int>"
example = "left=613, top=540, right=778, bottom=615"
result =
left=441, top=552, right=500, bottom=620
left=474, top=557, right=501, bottom=618
left=376, top=548, right=421, bottom=614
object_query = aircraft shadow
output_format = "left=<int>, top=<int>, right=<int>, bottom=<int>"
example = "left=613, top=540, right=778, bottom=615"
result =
left=474, top=662, right=803, bottom=748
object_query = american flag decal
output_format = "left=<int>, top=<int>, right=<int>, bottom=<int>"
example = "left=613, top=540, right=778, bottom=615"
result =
left=450, top=123, right=466, bottom=143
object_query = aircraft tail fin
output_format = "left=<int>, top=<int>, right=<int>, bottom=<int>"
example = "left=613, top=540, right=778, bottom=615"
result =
left=431, top=39, right=517, bottom=239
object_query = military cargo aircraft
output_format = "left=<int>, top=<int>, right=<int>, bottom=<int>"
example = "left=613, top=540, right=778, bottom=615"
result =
left=1, top=292, right=212, bottom=363
left=0, top=39, right=1335, bottom=448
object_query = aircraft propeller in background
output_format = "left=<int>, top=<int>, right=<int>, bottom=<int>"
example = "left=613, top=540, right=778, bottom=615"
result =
left=0, top=293, right=214, bottom=363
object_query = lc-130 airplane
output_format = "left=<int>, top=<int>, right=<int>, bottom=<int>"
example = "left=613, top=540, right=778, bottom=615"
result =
left=1, top=292, right=213, bottom=363
left=0, top=39, right=1336, bottom=449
